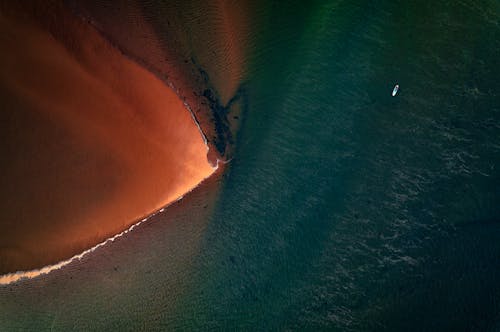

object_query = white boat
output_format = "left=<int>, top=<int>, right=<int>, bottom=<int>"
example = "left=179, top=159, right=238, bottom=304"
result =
left=392, top=84, right=399, bottom=97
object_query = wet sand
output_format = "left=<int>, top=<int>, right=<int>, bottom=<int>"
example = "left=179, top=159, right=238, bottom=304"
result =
left=0, top=164, right=225, bottom=329
left=68, top=0, right=252, bottom=158
left=0, top=2, right=215, bottom=274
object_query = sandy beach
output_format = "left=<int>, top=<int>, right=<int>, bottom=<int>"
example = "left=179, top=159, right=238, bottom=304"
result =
left=0, top=2, right=215, bottom=274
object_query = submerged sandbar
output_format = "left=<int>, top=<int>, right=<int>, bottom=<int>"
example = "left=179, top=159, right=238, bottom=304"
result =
left=0, top=2, right=215, bottom=274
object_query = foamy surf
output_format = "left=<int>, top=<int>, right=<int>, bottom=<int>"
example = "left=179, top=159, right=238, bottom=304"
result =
left=0, top=161, right=219, bottom=285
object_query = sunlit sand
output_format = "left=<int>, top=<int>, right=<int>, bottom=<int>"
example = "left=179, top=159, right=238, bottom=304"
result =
left=0, top=3, right=216, bottom=278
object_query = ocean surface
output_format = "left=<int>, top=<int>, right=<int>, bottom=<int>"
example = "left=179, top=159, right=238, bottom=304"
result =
left=1, top=1, right=499, bottom=331
left=175, top=1, right=500, bottom=330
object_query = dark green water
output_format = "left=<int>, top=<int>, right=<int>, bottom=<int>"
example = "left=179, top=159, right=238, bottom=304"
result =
left=174, top=1, right=500, bottom=330
left=1, top=1, right=499, bottom=331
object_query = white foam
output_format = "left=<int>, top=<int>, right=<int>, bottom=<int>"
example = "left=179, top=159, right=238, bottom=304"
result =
left=0, top=162, right=219, bottom=285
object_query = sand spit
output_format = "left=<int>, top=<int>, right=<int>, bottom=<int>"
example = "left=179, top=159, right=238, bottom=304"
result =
left=68, top=0, right=252, bottom=159
left=0, top=1, right=215, bottom=274
left=0, top=163, right=220, bottom=285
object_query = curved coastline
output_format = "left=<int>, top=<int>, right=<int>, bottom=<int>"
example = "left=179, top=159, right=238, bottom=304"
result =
left=0, top=2, right=219, bottom=276
left=0, top=161, right=220, bottom=285
left=68, top=1, right=248, bottom=161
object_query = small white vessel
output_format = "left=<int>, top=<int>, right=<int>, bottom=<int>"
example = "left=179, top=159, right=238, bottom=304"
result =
left=392, top=84, right=399, bottom=97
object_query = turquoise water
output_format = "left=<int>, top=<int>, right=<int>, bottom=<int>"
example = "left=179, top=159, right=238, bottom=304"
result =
left=1, top=1, right=499, bottom=331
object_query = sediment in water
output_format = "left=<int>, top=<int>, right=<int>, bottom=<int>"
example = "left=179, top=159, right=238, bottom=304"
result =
left=0, top=1, right=215, bottom=274
left=67, top=0, right=252, bottom=160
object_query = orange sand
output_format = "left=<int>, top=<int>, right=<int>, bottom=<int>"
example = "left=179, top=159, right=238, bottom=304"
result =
left=68, top=1, right=251, bottom=156
left=0, top=4, right=215, bottom=274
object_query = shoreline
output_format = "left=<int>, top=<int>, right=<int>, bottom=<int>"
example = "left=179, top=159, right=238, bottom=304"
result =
left=0, top=161, right=222, bottom=285
left=0, top=2, right=218, bottom=276
left=67, top=1, right=246, bottom=162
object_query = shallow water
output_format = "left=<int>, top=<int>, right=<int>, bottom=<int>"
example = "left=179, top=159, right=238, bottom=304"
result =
left=1, top=0, right=499, bottom=331
left=169, top=1, right=500, bottom=330
left=0, top=4, right=214, bottom=274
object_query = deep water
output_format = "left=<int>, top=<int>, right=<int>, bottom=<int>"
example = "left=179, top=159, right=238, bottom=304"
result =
left=1, top=1, right=499, bottom=331
left=174, top=1, right=500, bottom=330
